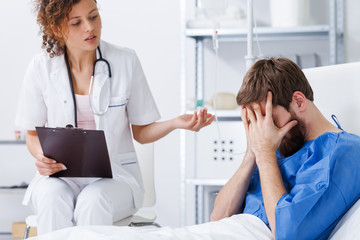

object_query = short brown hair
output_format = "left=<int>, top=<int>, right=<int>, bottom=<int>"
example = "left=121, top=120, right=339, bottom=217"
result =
left=236, top=57, right=314, bottom=110
left=34, top=0, right=97, bottom=57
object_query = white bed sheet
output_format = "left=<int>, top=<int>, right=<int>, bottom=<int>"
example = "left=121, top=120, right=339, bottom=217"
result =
left=27, top=199, right=360, bottom=240
left=328, top=197, right=360, bottom=240
left=28, top=214, right=273, bottom=240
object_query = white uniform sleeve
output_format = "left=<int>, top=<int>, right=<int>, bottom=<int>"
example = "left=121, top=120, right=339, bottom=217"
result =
left=126, top=53, right=161, bottom=125
left=15, top=56, right=47, bottom=130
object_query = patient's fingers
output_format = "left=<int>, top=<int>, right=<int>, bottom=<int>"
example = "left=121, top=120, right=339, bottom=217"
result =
left=246, top=107, right=256, bottom=124
left=241, top=107, right=249, bottom=130
left=252, top=103, right=263, bottom=123
left=279, top=120, right=298, bottom=138
left=265, top=91, right=273, bottom=119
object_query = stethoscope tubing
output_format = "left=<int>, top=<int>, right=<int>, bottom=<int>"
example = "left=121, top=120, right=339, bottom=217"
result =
left=65, top=45, right=112, bottom=127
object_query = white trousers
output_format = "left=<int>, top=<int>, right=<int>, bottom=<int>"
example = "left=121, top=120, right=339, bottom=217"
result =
left=30, top=177, right=137, bottom=235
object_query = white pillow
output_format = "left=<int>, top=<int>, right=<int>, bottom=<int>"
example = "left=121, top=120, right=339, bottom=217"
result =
left=303, top=62, right=360, bottom=136
left=328, top=198, right=360, bottom=239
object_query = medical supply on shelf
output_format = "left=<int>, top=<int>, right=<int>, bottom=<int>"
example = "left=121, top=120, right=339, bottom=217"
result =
left=270, top=0, right=310, bottom=27
left=196, top=99, right=204, bottom=108
left=209, top=92, right=237, bottom=110
left=14, top=130, right=22, bottom=141
left=187, top=5, right=247, bottom=29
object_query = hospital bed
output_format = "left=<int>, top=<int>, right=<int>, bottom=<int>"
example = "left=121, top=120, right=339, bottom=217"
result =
left=27, top=62, right=360, bottom=239
left=305, top=62, right=360, bottom=239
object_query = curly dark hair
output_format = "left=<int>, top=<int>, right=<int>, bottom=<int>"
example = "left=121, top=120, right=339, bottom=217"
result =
left=34, top=0, right=97, bottom=57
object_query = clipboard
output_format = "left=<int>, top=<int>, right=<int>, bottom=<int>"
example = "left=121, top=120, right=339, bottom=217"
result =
left=36, top=126, right=113, bottom=178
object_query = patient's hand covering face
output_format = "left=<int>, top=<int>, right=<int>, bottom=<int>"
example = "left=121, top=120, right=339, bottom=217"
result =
left=278, top=118, right=306, bottom=157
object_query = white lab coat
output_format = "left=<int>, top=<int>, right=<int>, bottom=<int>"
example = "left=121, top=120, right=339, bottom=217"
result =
left=15, top=40, right=161, bottom=209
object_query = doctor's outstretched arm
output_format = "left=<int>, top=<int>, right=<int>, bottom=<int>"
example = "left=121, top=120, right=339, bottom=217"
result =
left=26, top=130, right=67, bottom=176
left=132, top=108, right=214, bottom=144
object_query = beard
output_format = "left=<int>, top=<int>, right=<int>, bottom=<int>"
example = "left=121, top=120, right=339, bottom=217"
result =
left=278, top=118, right=306, bottom=158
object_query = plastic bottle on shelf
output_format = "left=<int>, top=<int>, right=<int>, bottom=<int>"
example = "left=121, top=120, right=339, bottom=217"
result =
left=14, top=130, right=22, bottom=141
left=209, top=92, right=238, bottom=110
left=270, top=0, right=310, bottom=27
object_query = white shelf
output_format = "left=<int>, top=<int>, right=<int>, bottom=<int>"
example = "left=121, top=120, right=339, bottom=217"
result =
left=0, top=188, right=26, bottom=194
left=187, top=109, right=242, bottom=121
left=186, top=178, right=228, bottom=186
left=209, top=109, right=241, bottom=117
left=0, top=140, right=26, bottom=145
left=186, top=25, right=331, bottom=41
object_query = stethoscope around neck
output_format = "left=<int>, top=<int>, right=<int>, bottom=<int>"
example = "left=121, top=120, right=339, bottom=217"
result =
left=65, top=45, right=112, bottom=127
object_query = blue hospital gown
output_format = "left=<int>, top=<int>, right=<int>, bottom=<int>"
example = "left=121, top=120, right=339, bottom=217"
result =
left=242, top=131, right=360, bottom=240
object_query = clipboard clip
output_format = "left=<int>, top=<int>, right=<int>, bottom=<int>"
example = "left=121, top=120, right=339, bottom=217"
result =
left=55, top=124, right=84, bottom=130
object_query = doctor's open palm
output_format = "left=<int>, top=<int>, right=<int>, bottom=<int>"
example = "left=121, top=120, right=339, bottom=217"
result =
left=175, top=108, right=215, bottom=132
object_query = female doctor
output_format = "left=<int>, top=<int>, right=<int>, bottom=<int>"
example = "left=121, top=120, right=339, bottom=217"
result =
left=16, top=0, right=214, bottom=235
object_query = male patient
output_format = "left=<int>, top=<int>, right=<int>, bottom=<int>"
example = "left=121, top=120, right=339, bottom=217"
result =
left=210, top=57, right=360, bottom=239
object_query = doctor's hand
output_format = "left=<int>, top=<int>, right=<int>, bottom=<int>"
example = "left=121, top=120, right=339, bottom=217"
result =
left=246, top=92, right=297, bottom=162
left=35, top=154, right=67, bottom=176
left=174, top=108, right=215, bottom=132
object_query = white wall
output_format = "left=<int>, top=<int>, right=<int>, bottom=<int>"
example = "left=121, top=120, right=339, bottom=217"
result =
left=345, top=0, right=360, bottom=63
left=0, top=0, right=41, bottom=140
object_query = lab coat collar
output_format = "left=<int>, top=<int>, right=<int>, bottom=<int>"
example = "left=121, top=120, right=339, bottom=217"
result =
left=50, top=55, right=76, bottom=126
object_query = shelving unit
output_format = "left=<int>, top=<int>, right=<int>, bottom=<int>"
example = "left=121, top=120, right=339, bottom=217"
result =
left=180, top=0, right=344, bottom=226
left=186, top=178, right=227, bottom=224
left=0, top=141, right=35, bottom=232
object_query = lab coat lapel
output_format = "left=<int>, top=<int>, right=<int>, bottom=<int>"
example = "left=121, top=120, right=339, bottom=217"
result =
left=50, top=56, right=76, bottom=126
left=92, top=70, right=108, bottom=130
left=93, top=45, right=108, bottom=130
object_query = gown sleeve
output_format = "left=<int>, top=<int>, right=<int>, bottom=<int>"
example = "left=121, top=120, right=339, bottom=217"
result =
left=274, top=133, right=360, bottom=240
